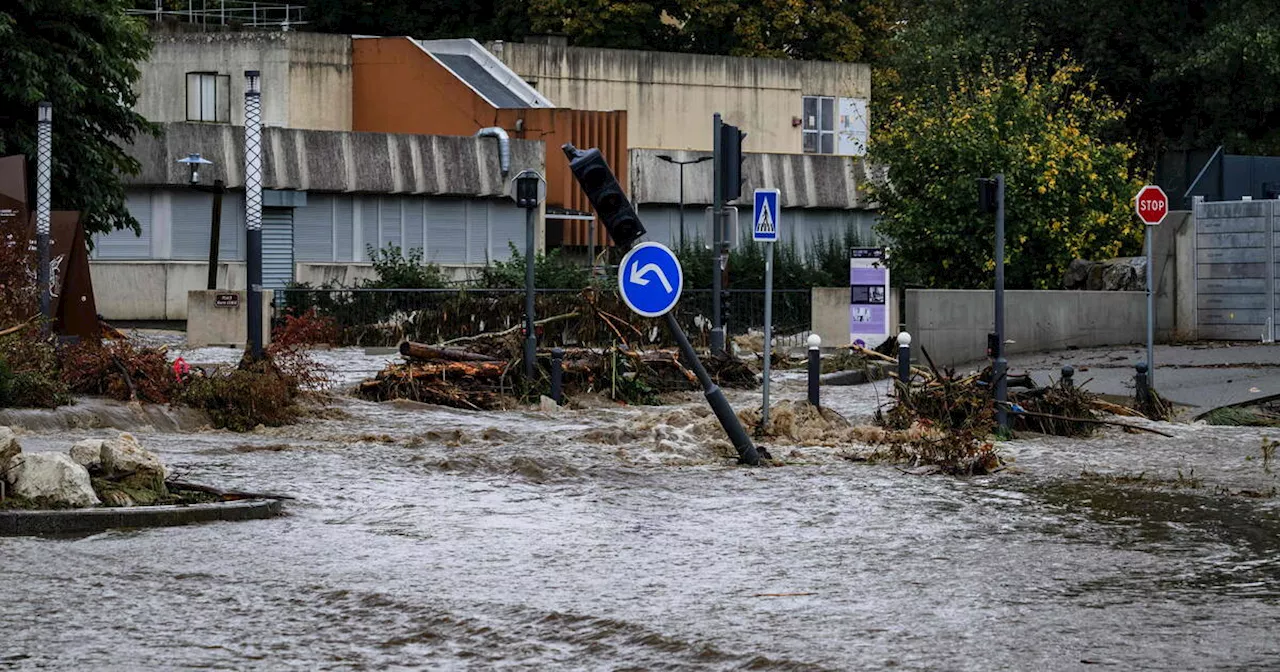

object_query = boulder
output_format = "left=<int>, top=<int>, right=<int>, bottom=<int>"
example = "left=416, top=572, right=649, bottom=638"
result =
left=0, top=426, right=20, bottom=473
left=8, top=452, right=101, bottom=507
left=1063, top=259, right=1096, bottom=289
left=69, top=438, right=106, bottom=470
left=102, top=433, right=168, bottom=487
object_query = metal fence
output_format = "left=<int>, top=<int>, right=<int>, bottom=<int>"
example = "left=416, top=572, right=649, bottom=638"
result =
left=129, top=1, right=307, bottom=30
left=274, top=287, right=811, bottom=348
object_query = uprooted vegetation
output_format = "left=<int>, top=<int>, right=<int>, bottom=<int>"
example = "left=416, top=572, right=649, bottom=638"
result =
left=0, top=308, right=336, bottom=432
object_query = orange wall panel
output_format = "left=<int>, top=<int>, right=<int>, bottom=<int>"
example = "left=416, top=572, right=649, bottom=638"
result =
left=353, top=38, right=497, bottom=136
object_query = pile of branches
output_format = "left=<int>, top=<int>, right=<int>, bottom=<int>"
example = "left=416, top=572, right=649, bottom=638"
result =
left=358, top=336, right=757, bottom=410
left=862, top=343, right=1170, bottom=441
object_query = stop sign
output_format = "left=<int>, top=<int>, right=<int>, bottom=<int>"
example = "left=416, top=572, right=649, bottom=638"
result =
left=1135, top=185, right=1168, bottom=225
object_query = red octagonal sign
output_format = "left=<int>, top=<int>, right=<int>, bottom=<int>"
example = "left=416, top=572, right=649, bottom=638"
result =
left=1135, top=185, right=1168, bottom=225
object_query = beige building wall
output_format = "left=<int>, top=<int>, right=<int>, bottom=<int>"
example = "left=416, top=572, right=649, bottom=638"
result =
left=487, top=41, right=871, bottom=154
left=134, top=32, right=353, bottom=131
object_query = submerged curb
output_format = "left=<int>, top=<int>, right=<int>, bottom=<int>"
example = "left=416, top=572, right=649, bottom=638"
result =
left=0, top=499, right=284, bottom=536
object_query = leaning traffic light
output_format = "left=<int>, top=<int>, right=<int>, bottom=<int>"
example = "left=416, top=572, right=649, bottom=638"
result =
left=719, top=123, right=747, bottom=203
left=562, top=144, right=646, bottom=249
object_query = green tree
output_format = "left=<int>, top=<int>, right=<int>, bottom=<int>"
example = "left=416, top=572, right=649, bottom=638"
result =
left=871, top=59, right=1143, bottom=289
left=306, top=0, right=532, bottom=42
left=0, top=0, right=153, bottom=236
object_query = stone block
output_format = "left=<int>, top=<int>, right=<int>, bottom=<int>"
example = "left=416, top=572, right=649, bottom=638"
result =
left=8, top=453, right=101, bottom=508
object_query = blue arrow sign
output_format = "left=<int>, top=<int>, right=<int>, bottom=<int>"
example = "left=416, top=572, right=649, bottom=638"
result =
left=753, top=189, right=780, bottom=242
left=618, top=241, right=683, bottom=318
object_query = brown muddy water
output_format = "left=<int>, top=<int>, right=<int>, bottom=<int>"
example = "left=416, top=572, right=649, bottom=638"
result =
left=1, top=374, right=1278, bottom=670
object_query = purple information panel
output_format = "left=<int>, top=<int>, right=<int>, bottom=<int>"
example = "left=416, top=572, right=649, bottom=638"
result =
left=849, top=248, right=889, bottom=348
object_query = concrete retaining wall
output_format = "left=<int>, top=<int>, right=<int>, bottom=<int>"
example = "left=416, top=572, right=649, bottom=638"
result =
left=91, top=261, right=248, bottom=321
left=905, top=289, right=1171, bottom=367
left=186, top=290, right=274, bottom=348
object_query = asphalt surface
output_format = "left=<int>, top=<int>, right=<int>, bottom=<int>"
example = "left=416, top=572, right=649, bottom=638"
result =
left=961, top=342, right=1280, bottom=418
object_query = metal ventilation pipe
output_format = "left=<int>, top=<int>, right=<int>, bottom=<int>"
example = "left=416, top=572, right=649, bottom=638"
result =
left=475, top=127, right=511, bottom=177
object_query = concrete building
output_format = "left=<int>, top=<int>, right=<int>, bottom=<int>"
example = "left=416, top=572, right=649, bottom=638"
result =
left=488, top=39, right=878, bottom=250
left=96, top=32, right=548, bottom=320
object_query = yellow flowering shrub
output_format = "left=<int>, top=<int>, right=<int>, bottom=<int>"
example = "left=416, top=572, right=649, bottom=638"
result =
left=870, top=59, right=1144, bottom=289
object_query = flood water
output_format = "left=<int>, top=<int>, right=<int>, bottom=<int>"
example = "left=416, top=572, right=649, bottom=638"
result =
left=2, top=373, right=1279, bottom=670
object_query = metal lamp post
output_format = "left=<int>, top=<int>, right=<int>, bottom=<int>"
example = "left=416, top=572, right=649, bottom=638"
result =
left=243, top=70, right=264, bottom=359
left=177, top=153, right=225, bottom=291
left=35, top=102, right=52, bottom=326
left=656, top=154, right=712, bottom=249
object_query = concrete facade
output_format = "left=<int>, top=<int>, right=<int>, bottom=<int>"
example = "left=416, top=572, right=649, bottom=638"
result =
left=488, top=41, right=871, bottom=154
left=186, top=290, right=274, bottom=348
left=91, top=261, right=248, bottom=321
left=630, top=148, right=871, bottom=209
left=123, top=122, right=543, bottom=197
left=135, top=32, right=353, bottom=131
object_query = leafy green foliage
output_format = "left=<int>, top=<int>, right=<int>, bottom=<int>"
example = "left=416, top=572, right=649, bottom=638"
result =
left=0, top=328, right=69, bottom=408
left=176, top=366, right=300, bottom=432
left=363, top=245, right=449, bottom=289
left=871, top=59, right=1142, bottom=289
left=477, top=242, right=590, bottom=289
left=0, top=0, right=153, bottom=236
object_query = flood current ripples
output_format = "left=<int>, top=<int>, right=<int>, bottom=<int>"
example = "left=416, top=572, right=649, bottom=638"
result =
left=2, top=375, right=1279, bottom=670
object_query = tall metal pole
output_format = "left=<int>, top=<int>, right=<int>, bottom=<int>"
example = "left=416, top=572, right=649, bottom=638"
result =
left=994, top=174, right=1008, bottom=432
left=762, top=240, right=774, bottom=428
left=678, top=163, right=685, bottom=250
left=35, top=102, right=52, bottom=328
left=244, top=70, right=264, bottom=360
left=207, top=179, right=224, bottom=290
left=524, top=205, right=537, bottom=379
left=711, top=113, right=725, bottom=355
left=1146, top=224, right=1155, bottom=388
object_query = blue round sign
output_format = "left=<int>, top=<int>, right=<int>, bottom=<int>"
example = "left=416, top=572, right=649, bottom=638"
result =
left=618, top=242, right=683, bottom=318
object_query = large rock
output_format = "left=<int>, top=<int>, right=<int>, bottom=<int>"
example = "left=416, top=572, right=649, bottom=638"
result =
left=1063, top=259, right=1096, bottom=289
left=69, top=438, right=106, bottom=470
left=69, top=433, right=168, bottom=495
left=8, top=452, right=101, bottom=507
left=0, top=426, right=20, bottom=473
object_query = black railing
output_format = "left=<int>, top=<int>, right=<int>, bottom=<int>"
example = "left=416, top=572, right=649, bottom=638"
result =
left=274, top=287, right=812, bottom=348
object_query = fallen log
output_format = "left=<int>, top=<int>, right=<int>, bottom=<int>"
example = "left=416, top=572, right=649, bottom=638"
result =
left=399, top=341, right=498, bottom=362
left=166, top=479, right=295, bottom=501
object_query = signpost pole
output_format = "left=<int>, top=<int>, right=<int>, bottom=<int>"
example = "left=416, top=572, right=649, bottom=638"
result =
left=1146, top=224, right=1154, bottom=388
left=711, top=113, right=725, bottom=355
left=524, top=204, right=537, bottom=379
left=665, top=311, right=758, bottom=465
left=762, top=240, right=773, bottom=428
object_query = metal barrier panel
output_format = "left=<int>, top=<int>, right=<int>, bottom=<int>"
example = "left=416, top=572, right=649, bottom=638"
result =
left=1195, top=199, right=1276, bottom=340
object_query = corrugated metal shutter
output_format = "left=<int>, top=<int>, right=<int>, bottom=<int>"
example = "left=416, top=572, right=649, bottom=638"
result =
left=404, top=197, right=425, bottom=254
left=96, top=190, right=152, bottom=259
left=380, top=196, right=402, bottom=252
left=293, top=193, right=333, bottom=262
left=219, top=192, right=245, bottom=262
left=489, top=200, right=525, bottom=262
left=261, top=207, right=295, bottom=290
left=360, top=196, right=378, bottom=260
left=334, top=196, right=354, bottom=262
left=426, top=198, right=467, bottom=264
left=466, top=200, right=488, bottom=264
left=170, top=190, right=213, bottom=260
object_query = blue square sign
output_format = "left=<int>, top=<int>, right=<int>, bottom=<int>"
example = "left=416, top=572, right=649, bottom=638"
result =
left=753, top=189, right=780, bottom=242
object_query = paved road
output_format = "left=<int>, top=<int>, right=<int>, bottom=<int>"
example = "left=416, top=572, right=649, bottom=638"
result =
left=959, top=342, right=1280, bottom=418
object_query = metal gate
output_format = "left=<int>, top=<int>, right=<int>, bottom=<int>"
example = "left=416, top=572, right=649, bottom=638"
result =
left=1195, top=199, right=1278, bottom=340
left=262, top=206, right=294, bottom=290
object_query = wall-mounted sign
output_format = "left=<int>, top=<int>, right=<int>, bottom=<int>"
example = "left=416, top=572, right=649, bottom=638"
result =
left=215, top=292, right=240, bottom=308
left=850, top=247, right=889, bottom=348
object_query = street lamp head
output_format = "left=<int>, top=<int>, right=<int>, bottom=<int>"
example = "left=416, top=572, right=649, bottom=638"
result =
left=37, top=101, right=52, bottom=123
left=244, top=70, right=261, bottom=95
left=177, top=152, right=214, bottom=185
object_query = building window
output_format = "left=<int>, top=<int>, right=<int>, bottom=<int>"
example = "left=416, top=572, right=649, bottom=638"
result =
left=802, top=95, right=835, bottom=154
left=186, top=72, right=230, bottom=123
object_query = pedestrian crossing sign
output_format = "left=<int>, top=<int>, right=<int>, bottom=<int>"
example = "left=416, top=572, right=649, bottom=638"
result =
left=753, top=189, right=780, bottom=242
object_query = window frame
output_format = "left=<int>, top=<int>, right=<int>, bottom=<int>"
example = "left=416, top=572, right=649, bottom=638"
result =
left=185, top=71, right=231, bottom=123
left=802, top=94, right=837, bottom=155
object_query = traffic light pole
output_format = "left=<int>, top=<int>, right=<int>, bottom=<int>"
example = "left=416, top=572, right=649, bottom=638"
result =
left=711, top=113, right=726, bottom=355
left=665, top=310, right=759, bottom=465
